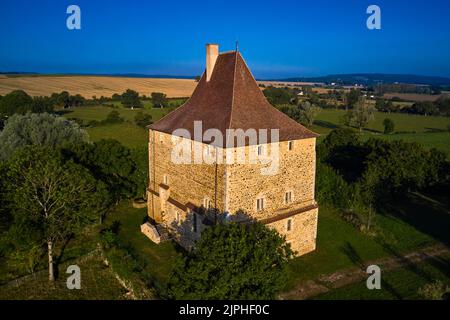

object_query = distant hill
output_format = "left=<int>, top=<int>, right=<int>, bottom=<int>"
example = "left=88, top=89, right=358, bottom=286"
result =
left=277, top=73, right=450, bottom=86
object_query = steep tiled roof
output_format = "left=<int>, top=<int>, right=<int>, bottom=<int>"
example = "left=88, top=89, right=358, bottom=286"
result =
left=148, top=51, right=318, bottom=147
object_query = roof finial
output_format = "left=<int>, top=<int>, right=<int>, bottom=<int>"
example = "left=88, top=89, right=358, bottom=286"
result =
left=235, top=40, right=239, bottom=52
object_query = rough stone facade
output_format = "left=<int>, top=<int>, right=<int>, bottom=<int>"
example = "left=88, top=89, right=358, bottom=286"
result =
left=146, top=130, right=318, bottom=255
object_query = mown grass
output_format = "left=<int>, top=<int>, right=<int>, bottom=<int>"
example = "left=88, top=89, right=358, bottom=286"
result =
left=310, top=109, right=450, bottom=157
left=0, top=254, right=127, bottom=300
left=284, top=191, right=450, bottom=290
left=60, top=105, right=176, bottom=148
left=311, top=109, right=450, bottom=135
left=103, top=203, right=182, bottom=290
left=86, top=123, right=148, bottom=148
left=313, top=253, right=450, bottom=300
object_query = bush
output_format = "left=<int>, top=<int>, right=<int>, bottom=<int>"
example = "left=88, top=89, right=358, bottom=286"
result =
left=102, top=110, right=124, bottom=124
left=418, top=280, right=450, bottom=300
left=167, top=222, right=293, bottom=299
left=383, top=118, right=395, bottom=134
left=134, top=111, right=152, bottom=128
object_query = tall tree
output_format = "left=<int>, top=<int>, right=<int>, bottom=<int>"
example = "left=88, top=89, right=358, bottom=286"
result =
left=167, top=221, right=293, bottom=299
left=121, top=89, right=142, bottom=108
left=5, top=147, right=102, bottom=281
left=349, top=96, right=375, bottom=132
left=298, top=101, right=321, bottom=127
left=0, top=113, right=89, bottom=161
left=150, top=92, right=168, bottom=108
left=0, top=90, right=33, bottom=116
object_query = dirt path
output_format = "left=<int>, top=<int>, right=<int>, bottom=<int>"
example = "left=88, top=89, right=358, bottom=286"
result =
left=279, top=244, right=450, bottom=300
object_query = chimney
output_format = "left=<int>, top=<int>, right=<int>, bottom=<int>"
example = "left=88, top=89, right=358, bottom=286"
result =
left=206, top=44, right=219, bottom=82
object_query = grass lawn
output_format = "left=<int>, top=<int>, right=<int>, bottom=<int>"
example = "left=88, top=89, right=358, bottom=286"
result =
left=313, top=253, right=450, bottom=300
left=311, top=109, right=450, bottom=156
left=0, top=254, right=127, bottom=300
left=86, top=122, right=148, bottom=148
left=61, top=105, right=170, bottom=122
left=103, top=203, right=182, bottom=291
left=284, top=191, right=450, bottom=290
left=312, top=109, right=450, bottom=135
left=59, top=105, right=176, bottom=148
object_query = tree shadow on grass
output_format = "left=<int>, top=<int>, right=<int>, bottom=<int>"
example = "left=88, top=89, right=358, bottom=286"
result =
left=340, top=242, right=364, bottom=270
left=378, top=192, right=450, bottom=247
left=314, top=120, right=340, bottom=130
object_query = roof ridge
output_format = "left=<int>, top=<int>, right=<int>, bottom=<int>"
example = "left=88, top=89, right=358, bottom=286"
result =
left=225, top=51, right=239, bottom=146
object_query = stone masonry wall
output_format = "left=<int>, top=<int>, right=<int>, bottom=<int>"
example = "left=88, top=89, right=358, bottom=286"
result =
left=226, top=138, right=316, bottom=218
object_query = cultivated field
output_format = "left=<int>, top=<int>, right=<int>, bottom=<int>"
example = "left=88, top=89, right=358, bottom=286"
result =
left=0, top=75, right=196, bottom=98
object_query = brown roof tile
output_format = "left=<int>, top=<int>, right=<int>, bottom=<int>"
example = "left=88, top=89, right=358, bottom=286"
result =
left=149, top=51, right=318, bottom=147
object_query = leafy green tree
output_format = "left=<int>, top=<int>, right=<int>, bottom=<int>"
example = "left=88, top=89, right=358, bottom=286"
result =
left=65, top=139, right=140, bottom=205
left=31, top=96, right=54, bottom=113
left=121, top=89, right=142, bottom=108
left=360, top=139, right=447, bottom=203
left=263, top=87, right=293, bottom=105
left=4, top=147, right=102, bottom=281
left=167, top=221, right=293, bottom=299
left=102, top=110, right=124, bottom=124
left=349, top=97, right=375, bottom=132
left=345, top=89, right=361, bottom=109
left=0, top=113, right=89, bottom=161
left=298, top=101, right=321, bottom=127
left=134, top=111, right=152, bottom=128
left=51, top=91, right=70, bottom=108
left=0, top=90, right=33, bottom=116
left=151, top=92, right=168, bottom=108
left=383, top=118, right=395, bottom=134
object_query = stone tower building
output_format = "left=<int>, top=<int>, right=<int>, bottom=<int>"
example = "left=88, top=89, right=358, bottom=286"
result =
left=146, top=44, right=319, bottom=256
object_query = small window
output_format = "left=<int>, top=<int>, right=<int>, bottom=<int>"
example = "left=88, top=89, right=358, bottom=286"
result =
left=193, top=213, right=198, bottom=233
left=203, top=197, right=212, bottom=209
left=285, top=191, right=292, bottom=204
left=288, top=141, right=294, bottom=151
left=257, top=145, right=263, bottom=156
left=163, top=174, right=168, bottom=185
left=256, top=198, right=264, bottom=211
left=287, top=218, right=292, bottom=232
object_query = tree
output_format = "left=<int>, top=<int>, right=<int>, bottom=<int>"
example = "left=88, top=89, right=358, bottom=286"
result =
left=4, top=147, right=101, bottom=281
left=167, top=221, right=293, bottom=299
left=151, top=92, right=168, bottom=108
left=0, top=113, right=89, bottom=161
left=102, top=110, right=124, bottom=124
left=263, top=87, right=293, bottom=105
left=298, top=101, right=321, bottom=127
left=65, top=139, right=140, bottom=205
left=0, top=90, right=33, bottom=116
left=345, top=89, right=361, bottom=109
left=383, top=118, right=395, bottom=134
left=121, top=89, right=142, bottom=108
left=349, top=97, right=375, bottom=132
left=134, top=111, right=152, bottom=128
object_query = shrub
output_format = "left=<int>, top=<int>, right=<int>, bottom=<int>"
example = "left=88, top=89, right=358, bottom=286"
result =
left=418, top=280, right=450, bottom=300
left=383, top=118, right=395, bottom=134
left=134, top=111, right=152, bottom=128
left=102, top=110, right=124, bottom=124
left=167, top=222, right=293, bottom=299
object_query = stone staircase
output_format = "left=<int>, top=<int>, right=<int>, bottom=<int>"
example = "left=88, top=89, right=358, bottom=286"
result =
left=155, top=224, right=171, bottom=242
left=140, top=222, right=171, bottom=244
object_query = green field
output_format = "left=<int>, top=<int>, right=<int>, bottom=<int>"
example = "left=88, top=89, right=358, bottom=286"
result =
left=311, top=109, right=450, bottom=156
left=312, top=109, right=450, bottom=135
left=313, top=254, right=450, bottom=300
left=60, top=105, right=174, bottom=148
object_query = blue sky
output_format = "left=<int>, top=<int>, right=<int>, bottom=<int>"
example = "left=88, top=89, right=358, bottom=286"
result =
left=1, top=0, right=450, bottom=78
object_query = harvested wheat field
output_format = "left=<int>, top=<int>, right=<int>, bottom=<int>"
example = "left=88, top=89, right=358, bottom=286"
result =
left=0, top=75, right=197, bottom=98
